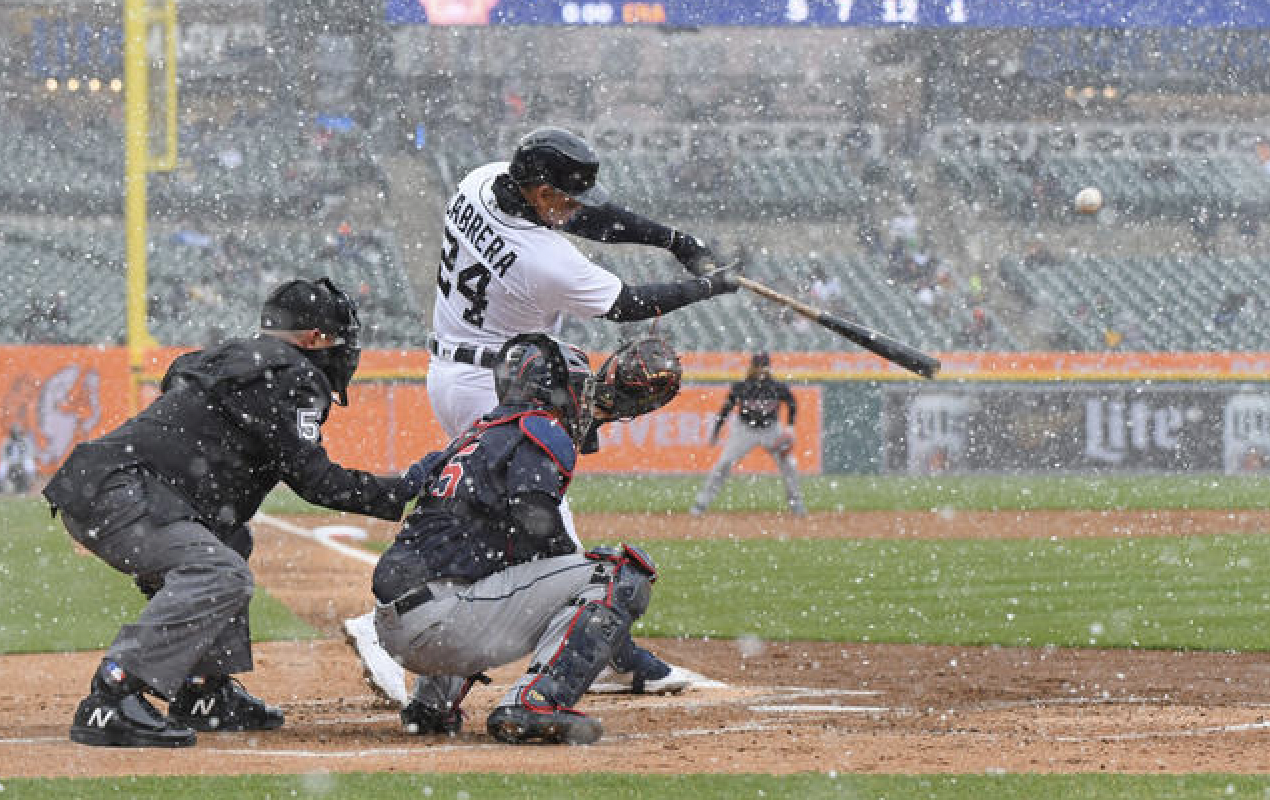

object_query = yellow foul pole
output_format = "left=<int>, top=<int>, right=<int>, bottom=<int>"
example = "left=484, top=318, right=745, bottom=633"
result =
left=123, top=0, right=174, bottom=412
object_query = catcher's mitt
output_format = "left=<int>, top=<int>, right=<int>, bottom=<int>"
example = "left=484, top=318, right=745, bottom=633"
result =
left=593, top=334, right=682, bottom=420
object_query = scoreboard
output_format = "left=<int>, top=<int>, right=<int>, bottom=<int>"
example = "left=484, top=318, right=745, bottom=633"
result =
left=386, top=0, right=1270, bottom=28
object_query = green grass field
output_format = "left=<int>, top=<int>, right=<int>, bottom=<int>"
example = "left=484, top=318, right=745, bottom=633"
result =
left=259, top=473, right=1270, bottom=515
left=8, top=475, right=1270, bottom=798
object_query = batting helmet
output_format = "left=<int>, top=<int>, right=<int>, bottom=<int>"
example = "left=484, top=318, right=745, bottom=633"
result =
left=494, top=333, right=595, bottom=445
left=261, top=277, right=362, bottom=406
left=508, top=127, right=609, bottom=207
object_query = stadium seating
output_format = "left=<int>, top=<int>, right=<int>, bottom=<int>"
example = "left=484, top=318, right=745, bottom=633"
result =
left=999, top=252, right=1270, bottom=351
left=0, top=221, right=423, bottom=347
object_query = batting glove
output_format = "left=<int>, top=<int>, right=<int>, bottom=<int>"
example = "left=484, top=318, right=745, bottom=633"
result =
left=668, top=230, right=713, bottom=276
left=700, top=263, right=740, bottom=295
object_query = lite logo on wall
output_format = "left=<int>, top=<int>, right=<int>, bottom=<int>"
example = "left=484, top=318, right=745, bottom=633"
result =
left=885, top=385, right=1227, bottom=473
left=1083, top=398, right=1200, bottom=464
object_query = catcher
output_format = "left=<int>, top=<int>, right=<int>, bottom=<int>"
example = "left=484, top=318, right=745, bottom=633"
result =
left=691, top=351, right=807, bottom=516
left=369, top=332, right=682, bottom=744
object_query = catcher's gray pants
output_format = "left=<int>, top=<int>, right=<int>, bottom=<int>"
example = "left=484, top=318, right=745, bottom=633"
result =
left=373, top=554, right=604, bottom=711
left=694, top=423, right=806, bottom=514
left=61, top=481, right=254, bottom=698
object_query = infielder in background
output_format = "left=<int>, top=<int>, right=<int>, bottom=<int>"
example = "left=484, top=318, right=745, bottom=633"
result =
left=691, top=351, right=807, bottom=516
left=346, top=125, right=736, bottom=703
left=44, top=278, right=433, bottom=747
left=371, top=333, right=680, bottom=744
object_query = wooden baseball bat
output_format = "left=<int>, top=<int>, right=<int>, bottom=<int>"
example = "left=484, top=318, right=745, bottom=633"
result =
left=734, top=275, right=941, bottom=379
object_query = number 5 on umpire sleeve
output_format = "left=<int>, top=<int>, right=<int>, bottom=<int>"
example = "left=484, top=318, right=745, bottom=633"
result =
left=296, top=408, right=321, bottom=442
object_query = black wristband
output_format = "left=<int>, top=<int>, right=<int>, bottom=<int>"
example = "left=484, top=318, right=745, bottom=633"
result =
left=603, top=278, right=713, bottom=322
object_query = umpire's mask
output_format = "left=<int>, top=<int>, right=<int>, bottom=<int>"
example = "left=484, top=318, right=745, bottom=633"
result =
left=261, top=277, right=362, bottom=406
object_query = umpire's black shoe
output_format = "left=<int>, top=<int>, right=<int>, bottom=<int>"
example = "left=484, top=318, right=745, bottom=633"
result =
left=401, top=699, right=463, bottom=736
left=486, top=704, right=602, bottom=745
left=169, top=675, right=284, bottom=732
left=69, top=660, right=196, bottom=748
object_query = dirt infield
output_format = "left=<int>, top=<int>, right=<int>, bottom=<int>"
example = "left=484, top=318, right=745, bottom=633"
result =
left=6, top=510, right=1270, bottom=778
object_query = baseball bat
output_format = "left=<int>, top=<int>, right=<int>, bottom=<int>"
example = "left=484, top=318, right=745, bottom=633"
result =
left=733, top=275, right=942, bottom=379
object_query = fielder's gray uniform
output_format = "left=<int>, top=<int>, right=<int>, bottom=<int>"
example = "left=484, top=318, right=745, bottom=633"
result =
left=693, top=371, right=806, bottom=515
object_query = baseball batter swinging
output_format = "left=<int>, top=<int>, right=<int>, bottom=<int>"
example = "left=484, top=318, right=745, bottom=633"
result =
left=347, top=125, right=736, bottom=705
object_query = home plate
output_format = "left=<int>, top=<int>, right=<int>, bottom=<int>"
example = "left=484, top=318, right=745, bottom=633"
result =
left=313, top=525, right=368, bottom=540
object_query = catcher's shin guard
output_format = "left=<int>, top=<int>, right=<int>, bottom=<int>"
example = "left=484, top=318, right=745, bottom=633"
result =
left=489, top=546, right=656, bottom=744
left=527, top=598, right=631, bottom=709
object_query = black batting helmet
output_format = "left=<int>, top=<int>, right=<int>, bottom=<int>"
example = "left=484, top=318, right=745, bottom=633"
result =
left=508, top=127, right=609, bottom=207
left=261, top=277, right=362, bottom=406
left=494, top=333, right=595, bottom=445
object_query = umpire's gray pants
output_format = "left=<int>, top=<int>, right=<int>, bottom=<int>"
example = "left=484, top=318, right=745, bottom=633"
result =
left=694, top=423, right=806, bottom=513
left=374, top=554, right=599, bottom=711
left=61, top=483, right=254, bottom=698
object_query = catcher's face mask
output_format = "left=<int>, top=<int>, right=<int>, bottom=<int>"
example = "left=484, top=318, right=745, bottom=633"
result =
left=494, top=333, right=595, bottom=447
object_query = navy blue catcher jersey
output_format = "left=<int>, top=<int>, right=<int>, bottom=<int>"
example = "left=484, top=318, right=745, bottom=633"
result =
left=373, top=406, right=577, bottom=597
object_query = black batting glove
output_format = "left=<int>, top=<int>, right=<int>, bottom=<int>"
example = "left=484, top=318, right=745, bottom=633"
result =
left=669, top=230, right=713, bottom=276
left=700, top=264, right=740, bottom=296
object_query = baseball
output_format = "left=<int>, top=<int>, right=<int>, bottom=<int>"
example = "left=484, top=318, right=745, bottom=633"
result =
left=1074, top=186, right=1103, bottom=214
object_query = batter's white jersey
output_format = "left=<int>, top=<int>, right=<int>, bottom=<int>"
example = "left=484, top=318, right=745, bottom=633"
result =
left=428, top=162, right=622, bottom=545
left=431, top=162, right=622, bottom=349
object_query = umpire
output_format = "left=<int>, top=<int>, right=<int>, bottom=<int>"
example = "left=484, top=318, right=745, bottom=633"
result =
left=44, top=277, right=431, bottom=748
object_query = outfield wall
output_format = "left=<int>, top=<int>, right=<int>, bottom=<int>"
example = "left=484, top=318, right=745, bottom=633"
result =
left=6, top=346, right=1270, bottom=478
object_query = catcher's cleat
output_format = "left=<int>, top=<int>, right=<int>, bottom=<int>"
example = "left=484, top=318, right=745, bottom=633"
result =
left=343, top=612, right=410, bottom=706
left=169, top=675, right=284, bottom=732
left=486, top=704, right=602, bottom=745
left=401, top=699, right=463, bottom=736
left=589, top=647, right=693, bottom=695
left=70, top=660, right=195, bottom=748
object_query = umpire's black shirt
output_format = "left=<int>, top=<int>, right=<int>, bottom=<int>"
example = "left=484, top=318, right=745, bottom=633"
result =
left=45, top=334, right=412, bottom=537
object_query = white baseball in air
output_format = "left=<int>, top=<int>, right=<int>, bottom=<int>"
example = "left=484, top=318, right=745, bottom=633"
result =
left=1074, top=186, right=1103, bottom=214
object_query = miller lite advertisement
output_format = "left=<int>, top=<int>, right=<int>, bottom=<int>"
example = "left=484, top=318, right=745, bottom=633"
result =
left=883, top=384, right=1246, bottom=474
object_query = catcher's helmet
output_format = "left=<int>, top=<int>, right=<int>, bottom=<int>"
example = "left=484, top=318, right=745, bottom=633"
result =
left=508, top=127, right=609, bottom=207
left=494, top=333, right=595, bottom=445
left=261, top=277, right=362, bottom=406
left=751, top=351, right=771, bottom=369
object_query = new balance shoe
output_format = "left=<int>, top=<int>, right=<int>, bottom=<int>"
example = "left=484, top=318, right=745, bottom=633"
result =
left=486, top=704, right=602, bottom=745
left=169, top=675, right=284, bottom=732
left=589, top=647, right=693, bottom=694
left=69, top=660, right=196, bottom=748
